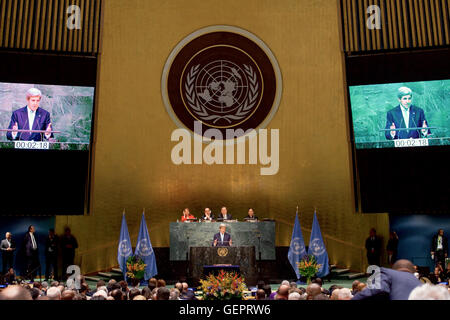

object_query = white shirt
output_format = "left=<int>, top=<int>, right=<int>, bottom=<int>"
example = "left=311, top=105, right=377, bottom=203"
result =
left=30, top=232, right=37, bottom=249
left=400, top=105, right=410, bottom=129
left=220, top=232, right=224, bottom=243
left=437, top=235, right=443, bottom=250
left=11, top=107, right=51, bottom=140
left=6, top=239, right=11, bottom=248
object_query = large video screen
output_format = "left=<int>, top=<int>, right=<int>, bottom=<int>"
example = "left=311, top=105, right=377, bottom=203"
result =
left=0, top=82, right=95, bottom=150
left=349, top=79, right=450, bottom=149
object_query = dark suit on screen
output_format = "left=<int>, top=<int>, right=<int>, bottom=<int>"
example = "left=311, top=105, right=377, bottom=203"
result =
left=384, top=105, right=430, bottom=140
left=352, top=267, right=421, bottom=300
left=213, top=232, right=231, bottom=247
left=6, top=106, right=53, bottom=141
left=1, top=238, right=16, bottom=274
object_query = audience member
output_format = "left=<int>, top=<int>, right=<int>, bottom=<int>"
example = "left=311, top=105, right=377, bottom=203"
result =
left=409, top=284, right=450, bottom=300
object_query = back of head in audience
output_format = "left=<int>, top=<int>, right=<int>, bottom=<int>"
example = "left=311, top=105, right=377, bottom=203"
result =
left=338, top=288, right=353, bottom=300
left=157, top=279, right=166, bottom=287
left=148, top=278, right=157, bottom=290
left=276, top=285, right=290, bottom=300
left=0, top=286, right=32, bottom=300
left=30, top=287, right=41, bottom=300
left=157, top=287, right=170, bottom=300
left=392, top=259, right=416, bottom=273
left=129, top=288, right=141, bottom=300
left=111, top=289, right=124, bottom=300
left=170, top=288, right=180, bottom=300
left=46, top=287, right=61, bottom=300
left=408, top=284, right=450, bottom=300
left=306, top=283, right=321, bottom=300
left=61, top=290, right=75, bottom=301
left=288, top=292, right=301, bottom=300
left=256, top=289, right=266, bottom=300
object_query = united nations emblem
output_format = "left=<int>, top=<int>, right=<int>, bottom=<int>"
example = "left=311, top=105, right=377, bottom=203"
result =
left=309, top=238, right=325, bottom=256
left=118, top=239, right=132, bottom=257
left=217, top=247, right=229, bottom=257
left=162, top=25, right=282, bottom=139
left=136, top=239, right=153, bottom=257
left=290, top=237, right=306, bottom=256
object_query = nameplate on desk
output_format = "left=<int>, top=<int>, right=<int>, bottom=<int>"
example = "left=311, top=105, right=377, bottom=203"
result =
left=14, top=141, right=49, bottom=150
left=394, top=138, right=429, bottom=148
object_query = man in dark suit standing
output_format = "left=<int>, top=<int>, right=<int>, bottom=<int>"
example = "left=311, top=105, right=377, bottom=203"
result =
left=385, top=87, right=430, bottom=140
left=6, top=88, right=53, bottom=141
left=24, top=225, right=40, bottom=280
left=365, top=228, right=382, bottom=266
left=431, top=229, right=448, bottom=269
left=218, top=206, right=232, bottom=220
left=1, top=232, right=16, bottom=274
left=213, top=224, right=232, bottom=247
left=352, top=259, right=421, bottom=300
left=44, top=229, right=59, bottom=281
left=61, top=227, right=78, bottom=280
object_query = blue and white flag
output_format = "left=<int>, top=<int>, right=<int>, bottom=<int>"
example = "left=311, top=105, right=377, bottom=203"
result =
left=117, top=212, right=132, bottom=280
left=135, top=212, right=158, bottom=280
left=307, top=211, right=329, bottom=278
left=287, top=210, right=307, bottom=279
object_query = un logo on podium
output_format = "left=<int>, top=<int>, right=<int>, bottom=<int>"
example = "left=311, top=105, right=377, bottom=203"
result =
left=217, top=247, right=229, bottom=257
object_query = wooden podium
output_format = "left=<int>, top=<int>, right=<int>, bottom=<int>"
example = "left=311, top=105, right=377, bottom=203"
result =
left=189, top=246, right=257, bottom=286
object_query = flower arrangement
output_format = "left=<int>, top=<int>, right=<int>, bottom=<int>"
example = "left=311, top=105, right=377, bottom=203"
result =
left=126, top=255, right=146, bottom=280
left=198, top=270, right=247, bottom=300
left=297, top=254, right=322, bottom=284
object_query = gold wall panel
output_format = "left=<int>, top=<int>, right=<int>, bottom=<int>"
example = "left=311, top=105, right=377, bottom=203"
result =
left=54, top=0, right=389, bottom=274
left=341, top=0, right=450, bottom=52
left=0, top=0, right=101, bottom=52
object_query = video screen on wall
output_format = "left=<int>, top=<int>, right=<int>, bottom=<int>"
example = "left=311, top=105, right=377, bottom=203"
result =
left=349, top=79, right=450, bottom=149
left=0, top=82, right=95, bottom=150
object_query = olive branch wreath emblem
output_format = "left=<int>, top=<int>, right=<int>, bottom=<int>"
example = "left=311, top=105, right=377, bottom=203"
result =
left=184, top=64, right=259, bottom=124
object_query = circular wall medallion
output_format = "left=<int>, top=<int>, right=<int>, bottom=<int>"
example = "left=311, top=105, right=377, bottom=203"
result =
left=162, top=25, right=282, bottom=140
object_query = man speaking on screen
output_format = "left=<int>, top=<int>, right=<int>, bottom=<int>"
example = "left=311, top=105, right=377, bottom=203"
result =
left=385, top=87, right=430, bottom=140
left=6, top=88, right=53, bottom=141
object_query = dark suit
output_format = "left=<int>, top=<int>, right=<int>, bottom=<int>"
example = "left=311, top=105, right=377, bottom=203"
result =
left=385, top=105, right=430, bottom=140
left=352, top=268, right=421, bottom=300
left=431, top=234, right=448, bottom=268
left=213, top=232, right=231, bottom=247
left=365, top=236, right=382, bottom=266
left=6, top=106, right=53, bottom=141
left=23, top=232, right=40, bottom=280
left=218, top=213, right=232, bottom=220
left=45, top=235, right=59, bottom=280
left=1, top=238, right=15, bottom=274
left=61, top=235, right=78, bottom=279
left=244, top=215, right=258, bottom=221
